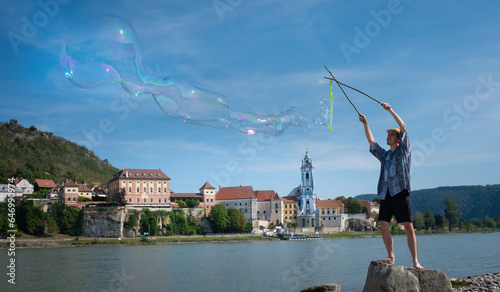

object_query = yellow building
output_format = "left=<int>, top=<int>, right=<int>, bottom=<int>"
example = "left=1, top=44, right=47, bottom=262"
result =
left=281, top=196, right=298, bottom=223
left=317, top=199, right=344, bottom=215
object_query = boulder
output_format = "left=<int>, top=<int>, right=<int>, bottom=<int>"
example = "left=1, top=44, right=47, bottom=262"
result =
left=363, top=261, right=452, bottom=292
left=301, top=283, right=341, bottom=292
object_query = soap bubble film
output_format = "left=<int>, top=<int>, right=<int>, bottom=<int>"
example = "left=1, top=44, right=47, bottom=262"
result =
left=60, top=15, right=312, bottom=135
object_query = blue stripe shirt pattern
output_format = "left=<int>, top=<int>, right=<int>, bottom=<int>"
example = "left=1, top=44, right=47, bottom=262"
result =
left=369, top=131, right=411, bottom=200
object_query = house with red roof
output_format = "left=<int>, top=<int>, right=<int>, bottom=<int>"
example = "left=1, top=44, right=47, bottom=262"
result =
left=215, top=185, right=283, bottom=228
left=13, top=178, right=33, bottom=195
left=35, top=179, right=57, bottom=189
left=359, top=199, right=380, bottom=214
left=107, top=167, right=171, bottom=207
left=60, top=179, right=79, bottom=205
left=77, top=183, right=92, bottom=201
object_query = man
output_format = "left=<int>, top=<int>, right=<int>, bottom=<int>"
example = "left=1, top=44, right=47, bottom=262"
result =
left=359, top=102, right=423, bottom=270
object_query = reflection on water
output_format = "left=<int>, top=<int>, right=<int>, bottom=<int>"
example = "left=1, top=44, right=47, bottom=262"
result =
left=1, top=233, right=499, bottom=291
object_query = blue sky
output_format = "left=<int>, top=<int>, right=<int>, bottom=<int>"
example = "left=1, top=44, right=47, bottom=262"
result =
left=1, top=0, right=499, bottom=199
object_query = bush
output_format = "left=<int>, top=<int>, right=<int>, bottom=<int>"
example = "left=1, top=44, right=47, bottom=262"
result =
left=175, top=200, right=187, bottom=208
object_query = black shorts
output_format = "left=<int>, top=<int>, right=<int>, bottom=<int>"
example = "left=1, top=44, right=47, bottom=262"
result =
left=378, top=189, right=413, bottom=223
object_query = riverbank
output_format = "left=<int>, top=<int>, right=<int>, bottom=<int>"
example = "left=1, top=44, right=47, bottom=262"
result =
left=0, top=233, right=278, bottom=249
left=451, top=272, right=500, bottom=291
left=2, top=230, right=498, bottom=249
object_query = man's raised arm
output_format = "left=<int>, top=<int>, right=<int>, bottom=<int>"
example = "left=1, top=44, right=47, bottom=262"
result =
left=359, top=114, right=375, bottom=148
left=381, top=103, right=406, bottom=134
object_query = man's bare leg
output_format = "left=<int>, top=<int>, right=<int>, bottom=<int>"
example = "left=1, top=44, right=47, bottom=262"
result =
left=404, top=221, right=423, bottom=270
left=379, top=221, right=395, bottom=264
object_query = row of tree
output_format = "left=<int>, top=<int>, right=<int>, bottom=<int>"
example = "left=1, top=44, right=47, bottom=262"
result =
left=208, top=205, right=253, bottom=233
left=414, top=196, right=500, bottom=231
left=0, top=200, right=82, bottom=236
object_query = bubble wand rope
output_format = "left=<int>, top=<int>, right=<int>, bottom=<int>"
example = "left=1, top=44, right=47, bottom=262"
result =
left=324, top=66, right=360, bottom=115
left=323, top=67, right=381, bottom=104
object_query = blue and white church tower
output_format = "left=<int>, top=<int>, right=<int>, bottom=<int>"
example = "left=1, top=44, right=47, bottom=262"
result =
left=297, top=150, right=319, bottom=229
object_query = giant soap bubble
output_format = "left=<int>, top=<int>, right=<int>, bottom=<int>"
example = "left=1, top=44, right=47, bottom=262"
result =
left=60, top=15, right=308, bottom=135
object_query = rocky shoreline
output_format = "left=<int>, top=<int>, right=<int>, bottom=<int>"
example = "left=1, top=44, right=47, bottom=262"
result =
left=451, top=272, right=500, bottom=291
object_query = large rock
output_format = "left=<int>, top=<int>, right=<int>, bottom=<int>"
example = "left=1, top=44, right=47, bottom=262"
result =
left=301, top=283, right=341, bottom=292
left=81, top=207, right=125, bottom=238
left=363, top=261, right=452, bottom=292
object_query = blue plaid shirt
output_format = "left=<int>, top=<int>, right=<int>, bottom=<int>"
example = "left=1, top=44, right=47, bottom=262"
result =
left=369, top=130, right=411, bottom=200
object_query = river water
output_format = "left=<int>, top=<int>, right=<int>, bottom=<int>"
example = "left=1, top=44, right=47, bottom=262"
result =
left=2, top=232, right=499, bottom=291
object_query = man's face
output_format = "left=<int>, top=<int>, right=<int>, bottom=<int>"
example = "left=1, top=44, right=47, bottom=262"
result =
left=386, top=132, right=400, bottom=146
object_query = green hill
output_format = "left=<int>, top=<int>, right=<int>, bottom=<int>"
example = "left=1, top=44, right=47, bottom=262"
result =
left=0, top=119, right=118, bottom=187
left=355, top=184, right=500, bottom=220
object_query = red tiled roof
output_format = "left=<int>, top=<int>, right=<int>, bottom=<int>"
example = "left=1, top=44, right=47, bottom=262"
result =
left=199, top=182, right=215, bottom=190
left=64, top=179, right=78, bottom=187
left=316, top=200, right=344, bottom=207
left=281, top=196, right=298, bottom=202
left=35, top=179, right=57, bottom=188
left=77, top=184, right=92, bottom=192
left=256, top=190, right=279, bottom=201
left=109, top=168, right=170, bottom=182
left=216, top=186, right=255, bottom=200
left=358, top=200, right=371, bottom=207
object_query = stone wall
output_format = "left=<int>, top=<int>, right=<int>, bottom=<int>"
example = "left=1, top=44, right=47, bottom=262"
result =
left=81, top=206, right=207, bottom=238
left=81, top=207, right=125, bottom=238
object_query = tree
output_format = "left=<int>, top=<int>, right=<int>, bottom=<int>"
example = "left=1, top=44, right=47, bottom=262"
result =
left=443, top=196, right=461, bottom=231
left=227, top=208, right=246, bottom=233
left=186, top=199, right=200, bottom=208
left=424, top=209, right=435, bottom=230
left=209, top=204, right=229, bottom=233
left=15, top=165, right=35, bottom=183
left=175, top=200, right=187, bottom=208
left=110, top=187, right=126, bottom=205
left=44, top=214, right=59, bottom=235
left=413, top=211, right=425, bottom=230
left=140, top=209, right=158, bottom=236
left=434, top=215, right=444, bottom=229
left=56, top=204, right=83, bottom=236
left=18, top=200, right=46, bottom=235
left=335, top=196, right=347, bottom=204
left=484, top=219, right=497, bottom=228
left=347, top=199, right=363, bottom=214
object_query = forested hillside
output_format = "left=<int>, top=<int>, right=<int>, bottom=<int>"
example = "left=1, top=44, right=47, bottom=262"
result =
left=355, top=184, right=500, bottom=220
left=0, top=119, right=118, bottom=186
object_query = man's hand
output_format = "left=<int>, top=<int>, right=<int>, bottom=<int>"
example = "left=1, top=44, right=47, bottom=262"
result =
left=381, top=102, right=391, bottom=111
left=359, top=114, right=367, bottom=124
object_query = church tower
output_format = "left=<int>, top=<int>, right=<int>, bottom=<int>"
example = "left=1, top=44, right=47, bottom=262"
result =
left=297, top=150, right=319, bottom=229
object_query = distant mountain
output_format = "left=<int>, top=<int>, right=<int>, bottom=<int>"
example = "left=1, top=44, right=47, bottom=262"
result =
left=0, top=119, right=119, bottom=187
left=355, top=184, right=500, bottom=220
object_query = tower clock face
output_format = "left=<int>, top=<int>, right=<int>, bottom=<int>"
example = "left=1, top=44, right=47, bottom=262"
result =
left=305, top=167, right=309, bottom=171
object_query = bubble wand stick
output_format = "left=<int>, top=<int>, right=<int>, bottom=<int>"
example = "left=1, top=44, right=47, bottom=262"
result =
left=323, top=66, right=381, bottom=104
left=324, top=66, right=360, bottom=115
